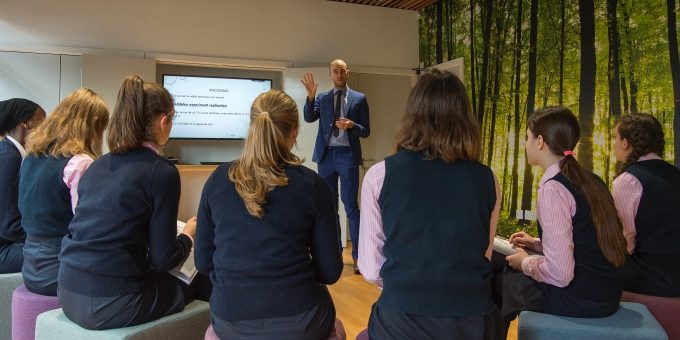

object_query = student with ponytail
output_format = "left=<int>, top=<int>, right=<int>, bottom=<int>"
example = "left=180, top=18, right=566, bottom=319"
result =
left=57, top=76, right=209, bottom=330
left=497, top=106, right=627, bottom=325
left=612, top=113, right=680, bottom=297
left=18, top=88, right=108, bottom=296
left=195, top=89, right=342, bottom=339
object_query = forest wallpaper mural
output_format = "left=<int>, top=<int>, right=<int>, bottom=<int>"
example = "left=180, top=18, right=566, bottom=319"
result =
left=419, top=0, right=680, bottom=227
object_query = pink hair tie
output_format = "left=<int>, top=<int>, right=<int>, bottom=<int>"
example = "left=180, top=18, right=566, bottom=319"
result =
left=563, top=150, right=575, bottom=157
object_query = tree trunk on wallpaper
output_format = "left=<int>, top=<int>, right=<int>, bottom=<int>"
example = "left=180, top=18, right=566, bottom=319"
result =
left=436, top=0, right=443, bottom=64
left=446, top=0, right=453, bottom=60
left=477, top=0, right=493, bottom=124
left=520, top=0, right=538, bottom=217
left=578, top=0, right=596, bottom=172
left=621, top=67, right=629, bottom=114
left=608, top=0, right=622, bottom=119
left=470, top=0, right=477, bottom=115
left=622, top=2, right=638, bottom=113
left=487, top=0, right=510, bottom=166
left=668, top=0, right=680, bottom=167
left=559, top=0, right=566, bottom=105
left=487, top=0, right=509, bottom=166
left=502, top=113, right=512, bottom=210
left=510, top=0, right=523, bottom=217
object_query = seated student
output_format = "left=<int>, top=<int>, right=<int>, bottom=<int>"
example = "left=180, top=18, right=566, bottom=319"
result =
left=195, top=89, right=342, bottom=340
left=18, top=89, right=109, bottom=296
left=497, top=106, right=627, bottom=325
left=0, top=98, right=45, bottom=273
left=58, top=76, right=208, bottom=330
left=358, top=69, right=503, bottom=340
left=612, top=113, right=680, bottom=297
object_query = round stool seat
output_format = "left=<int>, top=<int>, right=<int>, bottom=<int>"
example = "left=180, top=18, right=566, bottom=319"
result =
left=11, top=284, right=60, bottom=340
left=205, top=318, right=347, bottom=340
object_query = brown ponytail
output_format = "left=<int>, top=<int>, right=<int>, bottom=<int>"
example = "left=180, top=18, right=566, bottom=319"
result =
left=107, top=75, right=173, bottom=153
left=228, top=89, right=302, bottom=218
left=528, top=106, right=627, bottom=267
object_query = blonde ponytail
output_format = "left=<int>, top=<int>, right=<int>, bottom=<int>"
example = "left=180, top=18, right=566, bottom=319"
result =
left=228, top=90, right=302, bottom=218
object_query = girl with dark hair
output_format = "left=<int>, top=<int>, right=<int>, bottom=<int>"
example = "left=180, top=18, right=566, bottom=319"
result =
left=613, top=113, right=680, bottom=297
left=57, top=76, right=209, bottom=330
left=0, top=98, right=45, bottom=273
left=359, top=69, right=503, bottom=340
left=498, top=106, right=627, bottom=325
left=195, top=89, right=342, bottom=339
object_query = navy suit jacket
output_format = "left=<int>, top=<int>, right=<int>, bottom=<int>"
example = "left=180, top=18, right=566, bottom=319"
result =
left=0, top=138, right=25, bottom=244
left=303, top=88, right=370, bottom=165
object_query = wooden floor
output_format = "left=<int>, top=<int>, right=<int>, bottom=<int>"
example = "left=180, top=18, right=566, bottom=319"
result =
left=329, top=243, right=518, bottom=340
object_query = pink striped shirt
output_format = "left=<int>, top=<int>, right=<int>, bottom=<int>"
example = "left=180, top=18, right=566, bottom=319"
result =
left=357, top=160, right=500, bottom=287
left=520, top=162, right=576, bottom=287
left=612, top=153, right=663, bottom=254
left=62, top=154, right=94, bottom=213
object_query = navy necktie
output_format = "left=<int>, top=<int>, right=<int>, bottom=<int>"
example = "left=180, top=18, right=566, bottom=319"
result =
left=333, top=90, right=343, bottom=137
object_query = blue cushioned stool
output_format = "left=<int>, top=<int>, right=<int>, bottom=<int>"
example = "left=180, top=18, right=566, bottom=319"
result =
left=34, top=300, right=210, bottom=340
left=518, top=302, right=667, bottom=340
left=0, top=272, right=23, bottom=340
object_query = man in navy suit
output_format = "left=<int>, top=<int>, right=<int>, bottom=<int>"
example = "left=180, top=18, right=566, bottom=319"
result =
left=301, top=59, right=370, bottom=274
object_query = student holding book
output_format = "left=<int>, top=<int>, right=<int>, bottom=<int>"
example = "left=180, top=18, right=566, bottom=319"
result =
left=497, top=106, right=627, bottom=325
left=359, top=69, right=503, bottom=340
left=612, top=113, right=680, bottom=297
left=195, top=89, right=342, bottom=340
left=58, top=76, right=208, bottom=330
left=18, top=89, right=108, bottom=296
left=0, top=98, right=45, bottom=273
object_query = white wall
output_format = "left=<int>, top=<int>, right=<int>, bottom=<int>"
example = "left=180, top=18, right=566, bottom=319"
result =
left=0, top=0, right=418, bottom=69
left=0, top=52, right=81, bottom=114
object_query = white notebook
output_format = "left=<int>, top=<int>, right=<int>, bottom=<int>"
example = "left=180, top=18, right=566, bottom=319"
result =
left=168, top=220, right=198, bottom=285
left=493, top=236, right=541, bottom=256
left=493, top=236, right=518, bottom=256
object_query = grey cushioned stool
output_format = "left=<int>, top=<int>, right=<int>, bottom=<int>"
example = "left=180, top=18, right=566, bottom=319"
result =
left=34, top=300, right=210, bottom=340
left=518, top=302, right=667, bottom=340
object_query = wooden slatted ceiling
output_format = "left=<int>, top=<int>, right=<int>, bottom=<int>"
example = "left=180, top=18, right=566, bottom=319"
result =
left=328, top=0, right=437, bottom=11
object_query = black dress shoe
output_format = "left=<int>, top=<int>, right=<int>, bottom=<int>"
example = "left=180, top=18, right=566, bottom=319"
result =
left=353, top=259, right=361, bottom=275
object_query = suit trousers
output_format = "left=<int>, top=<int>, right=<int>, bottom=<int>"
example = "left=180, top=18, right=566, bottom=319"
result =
left=317, top=146, right=360, bottom=260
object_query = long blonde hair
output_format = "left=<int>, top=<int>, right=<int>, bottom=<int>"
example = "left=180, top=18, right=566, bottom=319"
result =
left=228, top=89, right=302, bottom=218
left=25, top=88, right=109, bottom=158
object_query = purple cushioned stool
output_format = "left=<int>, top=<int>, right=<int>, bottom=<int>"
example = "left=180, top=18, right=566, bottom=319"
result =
left=204, top=318, right=347, bottom=340
left=11, top=285, right=60, bottom=340
left=356, top=328, right=369, bottom=340
left=622, top=291, right=680, bottom=340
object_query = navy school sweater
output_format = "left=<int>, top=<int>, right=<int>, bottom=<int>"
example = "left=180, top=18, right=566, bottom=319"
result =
left=58, top=147, right=192, bottom=296
left=195, top=163, right=343, bottom=321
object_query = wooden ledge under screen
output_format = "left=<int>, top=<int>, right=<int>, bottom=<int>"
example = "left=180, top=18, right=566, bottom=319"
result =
left=176, top=164, right=219, bottom=222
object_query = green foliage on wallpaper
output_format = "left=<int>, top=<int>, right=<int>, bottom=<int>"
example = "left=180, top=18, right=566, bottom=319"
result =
left=496, top=212, right=538, bottom=238
left=419, top=0, right=679, bottom=217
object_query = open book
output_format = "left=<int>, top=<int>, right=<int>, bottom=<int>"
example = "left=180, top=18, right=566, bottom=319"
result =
left=169, top=220, right=198, bottom=285
left=493, top=236, right=541, bottom=256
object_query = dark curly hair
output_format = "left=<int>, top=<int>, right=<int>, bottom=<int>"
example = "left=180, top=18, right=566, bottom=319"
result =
left=616, top=113, right=664, bottom=173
